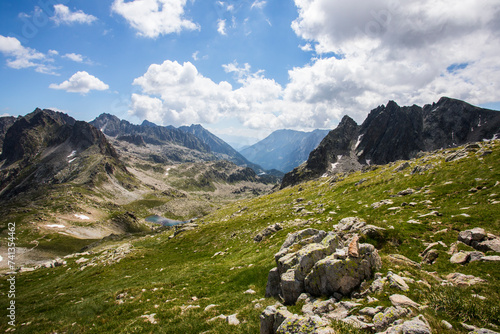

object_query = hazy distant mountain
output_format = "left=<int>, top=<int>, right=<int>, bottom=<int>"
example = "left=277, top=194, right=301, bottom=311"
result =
left=240, top=129, right=329, bottom=173
left=282, top=97, right=500, bottom=187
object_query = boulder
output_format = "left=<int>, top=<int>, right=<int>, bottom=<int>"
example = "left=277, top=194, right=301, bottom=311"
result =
left=458, top=228, right=486, bottom=245
left=281, top=270, right=304, bottom=305
left=280, top=229, right=326, bottom=251
left=387, top=273, right=410, bottom=292
left=389, top=294, right=420, bottom=308
left=336, top=217, right=366, bottom=234
left=422, top=249, right=439, bottom=264
left=450, top=252, right=470, bottom=264
left=373, top=306, right=410, bottom=332
left=305, top=244, right=381, bottom=297
left=255, top=223, right=283, bottom=242
left=382, top=315, right=432, bottom=334
left=446, top=273, right=487, bottom=286
left=475, top=238, right=500, bottom=253
left=276, top=314, right=332, bottom=334
left=265, top=268, right=281, bottom=298
left=469, top=329, right=500, bottom=334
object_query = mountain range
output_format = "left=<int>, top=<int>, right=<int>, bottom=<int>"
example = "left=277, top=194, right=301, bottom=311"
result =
left=240, top=129, right=329, bottom=173
left=282, top=97, right=500, bottom=187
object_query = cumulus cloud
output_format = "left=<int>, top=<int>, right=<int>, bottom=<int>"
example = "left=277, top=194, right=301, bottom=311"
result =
left=51, top=4, right=97, bottom=25
left=111, top=0, right=199, bottom=38
left=49, top=71, right=109, bottom=94
left=288, top=0, right=500, bottom=121
left=0, top=35, right=57, bottom=75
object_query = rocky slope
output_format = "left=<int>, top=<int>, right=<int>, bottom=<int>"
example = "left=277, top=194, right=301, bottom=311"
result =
left=241, top=129, right=329, bottom=173
left=282, top=97, right=500, bottom=187
left=0, top=115, right=16, bottom=151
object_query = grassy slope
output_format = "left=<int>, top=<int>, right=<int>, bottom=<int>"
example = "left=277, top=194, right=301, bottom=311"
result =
left=1, top=141, right=499, bottom=333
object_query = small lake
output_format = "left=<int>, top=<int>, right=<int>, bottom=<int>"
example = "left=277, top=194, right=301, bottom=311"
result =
left=145, top=215, right=187, bottom=227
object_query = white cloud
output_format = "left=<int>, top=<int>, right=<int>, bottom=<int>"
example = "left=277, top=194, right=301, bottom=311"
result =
left=49, top=71, right=109, bottom=94
left=217, top=19, right=227, bottom=35
left=251, top=0, right=267, bottom=9
left=111, top=0, right=199, bottom=38
left=0, top=35, right=57, bottom=75
left=289, top=0, right=500, bottom=121
left=51, top=4, right=97, bottom=25
left=62, top=53, right=84, bottom=62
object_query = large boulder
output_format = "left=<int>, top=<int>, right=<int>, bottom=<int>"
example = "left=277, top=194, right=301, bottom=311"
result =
left=266, top=228, right=381, bottom=305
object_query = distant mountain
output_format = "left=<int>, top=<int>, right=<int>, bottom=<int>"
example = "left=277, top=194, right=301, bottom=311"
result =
left=282, top=97, right=500, bottom=187
left=0, top=109, right=130, bottom=199
left=178, top=124, right=264, bottom=171
left=240, top=129, right=329, bottom=173
left=91, top=114, right=210, bottom=153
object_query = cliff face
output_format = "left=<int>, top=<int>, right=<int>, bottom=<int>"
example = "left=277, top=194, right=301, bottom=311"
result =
left=282, top=97, right=500, bottom=188
left=0, top=109, right=127, bottom=199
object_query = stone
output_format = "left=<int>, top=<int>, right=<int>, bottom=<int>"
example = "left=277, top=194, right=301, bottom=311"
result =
left=469, top=329, right=500, bottom=334
left=280, top=229, right=327, bottom=251
left=204, top=304, right=218, bottom=312
left=276, top=314, right=330, bottom=334
left=441, top=320, right=453, bottom=329
left=480, top=255, right=500, bottom=262
left=244, top=289, right=256, bottom=294
left=226, top=313, right=240, bottom=325
left=398, top=188, right=415, bottom=196
left=140, top=313, right=157, bottom=324
left=372, top=199, right=394, bottom=209
left=387, top=273, right=410, bottom=292
left=254, top=223, right=283, bottom=242
left=342, top=315, right=374, bottom=330
left=422, top=249, right=439, bottom=264
left=446, top=273, right=487, bottom=286
left=468, top=251, right=485, bottom=262
left=458, top=228, right=486, bottom=245
left=266, top=267, right=281, bottom=298
left=359, top=306, right=384, bottom=317
left=450, top=252, right=470, bottom=264
left=336, top=217, right=366, bottom=233
left=387, top=254, right=421, bottom=269
left=476, top=238, right=500, bottom=253
left=305, top=244, right=381, bottom=297
left=281, top=269, right=304, bottom=305
left=389, top=294, right=420, bottom=308
left=348, top=235, right=360, bottom=258
left=373, top=306, right=410, bottom=332
left=260, top=306, right=277, bottom=334
left=383, top=315, right=432, bottom=334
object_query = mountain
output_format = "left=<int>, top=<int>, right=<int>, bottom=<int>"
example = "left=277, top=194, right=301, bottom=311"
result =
left=90, top=114, right=210, bottom=153
left=0, top=115, right=17, bottom=151
left=0, top=109, right=131, bottom=199
left=240, top=129, right=329, bottom=173
left=282, top=97, right=500, bottom=187
left=178, top=124, right=263, bottom=171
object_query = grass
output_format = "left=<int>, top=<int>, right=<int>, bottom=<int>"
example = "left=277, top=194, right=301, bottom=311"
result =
left=0, top=141, right=499, bottom=333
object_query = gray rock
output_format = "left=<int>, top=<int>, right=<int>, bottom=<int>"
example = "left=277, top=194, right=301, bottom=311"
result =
left=342, top=315, right=374, bottom=330
left=422, top=249, right=439, bottom=264
left=446, top=273, right=487, bottom=286
left=387, top=273, right=410, bottom=292
left=383, top=315, right=432, bottom=334
left=450, top=252, right=470, bottom=264
left=336, top=217, right=366, bottom=233
left=373, top=306, right=410, bottom=332
left=389, top=294, right=420, bottom=308
left=276, top=314, right=331, bottom=334
left=398, top=188, right=415, bottom=196
left=480, top=255, right=500, bottom=262
left=226, top=313, right=240, bottom=325
left=387, top=254, right=421, bottom=269
left=468, top=251, right=485, bottom=262
left=260, top=306, right=277, bottom=334
left=359, top=306, right=384, bottom=317
left=441, top=320, right=453, bottom=329
left=280, top=229, right=326, bottom=251
left=265, top=267, right=281, bottom=298
left=469, top=329, right=500, bottom=334
left=281, top=269, right=304, bottom=305
left=476, top=238, right=500, bottom=253
left=254, top=223, right=283, bottom=242
left=458, top=228, right=486, bottom=245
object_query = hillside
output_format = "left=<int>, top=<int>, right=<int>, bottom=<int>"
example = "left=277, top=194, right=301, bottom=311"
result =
left=240, top=129, right=329, bottom=173
left=2, top=139, right=498, bottom=333
left=282, top=97, right=500, bottom=187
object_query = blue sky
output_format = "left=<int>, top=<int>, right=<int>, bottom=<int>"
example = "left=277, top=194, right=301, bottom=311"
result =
left=1, top=0, right=500, bottom=146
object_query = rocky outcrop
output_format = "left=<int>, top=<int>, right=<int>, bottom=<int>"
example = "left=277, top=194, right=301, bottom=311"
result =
left=282, top=97, right=500, bottom=187
left=265, top=225, right=381, bottom=305
left=0, top=116, right=16, bottom=151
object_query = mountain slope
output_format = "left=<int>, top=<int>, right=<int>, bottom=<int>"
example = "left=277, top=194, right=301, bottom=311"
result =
left=0, top=116, right=16, bottom=151
left=240, top=129, right=329, bottom=173
left=282, top=97, right=500, bottom=187
left=178, top=124, right=263, bottom=171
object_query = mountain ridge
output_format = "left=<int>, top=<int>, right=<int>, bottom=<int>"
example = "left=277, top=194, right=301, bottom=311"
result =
left=282, top=97, right=500, bottom=187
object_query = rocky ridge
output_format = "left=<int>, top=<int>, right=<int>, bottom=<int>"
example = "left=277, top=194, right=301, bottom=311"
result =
left=282, top=97, right=500, bottom=187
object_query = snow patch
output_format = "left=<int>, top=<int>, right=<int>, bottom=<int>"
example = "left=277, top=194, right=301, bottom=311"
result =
left=337, top=155, right=343, bottom=160
left=321, top=173, right=328, bottom=178
left=68, top=158, right=77, bottom=164
left=67, top=150, right=77, bottom=158
left=74, top=214, right=90, bottom=220
left=331, top=162, right=339, bottom=170
left=0, top=255, right=3, bottom=262
left=355, top=135, right=363, bottom=149
left=45, top=224, right=65, bottom=228
left=165, top=167, right=172, bottom=176
left=366, top=159, right=371, bottom=165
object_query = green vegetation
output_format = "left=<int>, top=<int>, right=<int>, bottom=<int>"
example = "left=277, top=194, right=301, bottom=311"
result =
left=1, top=141, right=499, bottom=333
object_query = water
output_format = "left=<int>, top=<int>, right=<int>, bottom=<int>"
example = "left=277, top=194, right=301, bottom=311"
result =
left=145, top=215, right=187, bottom=227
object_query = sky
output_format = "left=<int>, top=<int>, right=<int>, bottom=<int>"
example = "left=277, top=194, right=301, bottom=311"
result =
left=1, top=0, right=500, bottom=147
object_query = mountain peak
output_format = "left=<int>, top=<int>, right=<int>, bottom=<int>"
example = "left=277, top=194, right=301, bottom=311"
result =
left=141, top=119, right=158, bottom=127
